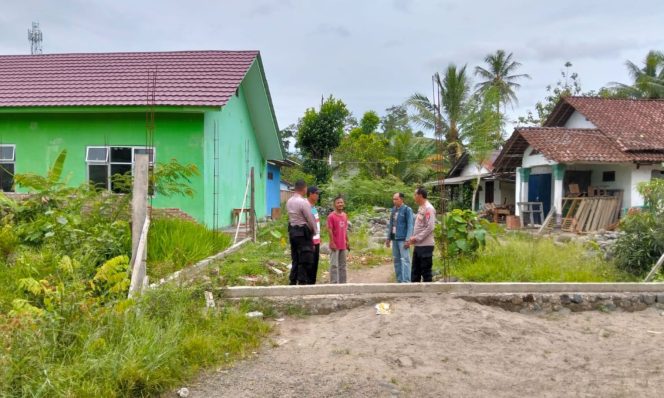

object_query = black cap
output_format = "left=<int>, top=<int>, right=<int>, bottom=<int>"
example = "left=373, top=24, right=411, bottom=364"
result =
left=307, top=186, right=319, bottom=195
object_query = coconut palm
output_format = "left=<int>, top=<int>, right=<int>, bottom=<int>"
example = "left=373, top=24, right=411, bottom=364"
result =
left=474, top=50, right=531, bottom=114
left=387, top=131, right=436, bottom=184
left=610, top=50, right=664, bottom=99
left=406, top=64, right=470, bottom=166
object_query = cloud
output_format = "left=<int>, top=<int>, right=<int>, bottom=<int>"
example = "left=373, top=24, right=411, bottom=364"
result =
left=314, top=24, right=351, bottom=38
left=393, top=0, right=413, bottom=13
left=248, top=0, right=292, bottom=17
left=526, top=38, right=639, bottom=62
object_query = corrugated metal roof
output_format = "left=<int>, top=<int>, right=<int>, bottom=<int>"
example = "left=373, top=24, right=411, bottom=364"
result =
left=0, top=51, right=259, bottom=107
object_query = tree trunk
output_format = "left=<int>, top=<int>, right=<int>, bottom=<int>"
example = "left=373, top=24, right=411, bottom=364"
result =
left=471, top=174, right=480, bottom=211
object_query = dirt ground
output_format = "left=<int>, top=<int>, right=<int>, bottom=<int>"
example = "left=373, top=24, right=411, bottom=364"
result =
left=187, top=294, right=664, bottom=398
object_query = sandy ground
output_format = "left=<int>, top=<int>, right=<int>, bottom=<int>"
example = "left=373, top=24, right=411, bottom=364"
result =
left=187, top=295, right=664, bottom=398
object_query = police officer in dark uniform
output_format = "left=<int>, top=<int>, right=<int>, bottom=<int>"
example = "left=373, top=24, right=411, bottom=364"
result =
left=286, top=180, right=318, bottom=285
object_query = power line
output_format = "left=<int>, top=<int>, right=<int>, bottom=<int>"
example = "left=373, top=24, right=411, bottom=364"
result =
left=302, top=157, right=441, bottom=165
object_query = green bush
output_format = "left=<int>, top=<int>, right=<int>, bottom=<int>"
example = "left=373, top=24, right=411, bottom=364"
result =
left=437, top=209, right=498, bottom=258
left=613, top=179, right=664, bottom=276
left=322, top=175, right=414, bottom=210
left=148, top=217, right=231, bottom=280
left=613, top=211, right=664, bottom=276
left=1, top=287, right=270, bottom=397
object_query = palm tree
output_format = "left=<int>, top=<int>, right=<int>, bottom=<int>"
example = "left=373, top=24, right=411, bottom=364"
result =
left=474, top=50, right=531, bottom=114
left=406, top=64, right=470, bottom=166
left=387, top=131, right=436, bottom=184
left=610, top=50, right=664, bottom=99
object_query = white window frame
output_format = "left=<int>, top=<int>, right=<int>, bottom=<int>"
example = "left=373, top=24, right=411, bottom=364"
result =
left=86, top=146, right=109, bottom=162
left=0, top=144, right=16, bottom=192
left=85, top=146, right=156, bottom=192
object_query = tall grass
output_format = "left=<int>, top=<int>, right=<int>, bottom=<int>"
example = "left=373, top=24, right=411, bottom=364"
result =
left=440, top=233, right=631, bottom=282
left=148, top=218, right=231, bottom=280
left=1, top=287, right=270, bottom=397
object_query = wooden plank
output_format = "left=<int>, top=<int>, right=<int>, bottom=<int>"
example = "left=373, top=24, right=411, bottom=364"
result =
left=644, top=252, right=664, bottom=282
left=574, top=200, right=588, bottom=233
left=590, top=199, right=605, bottom=231
left=537, top=207, right=557, bottom=235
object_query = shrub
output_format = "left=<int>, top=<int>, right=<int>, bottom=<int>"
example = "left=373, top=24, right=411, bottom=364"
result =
left=613, top=179, right=664, bottom=276
left=437, top=209, right=498, bottom=259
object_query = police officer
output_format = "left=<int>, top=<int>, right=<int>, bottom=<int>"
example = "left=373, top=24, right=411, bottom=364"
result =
left=286, top=180, right=318, bottom=285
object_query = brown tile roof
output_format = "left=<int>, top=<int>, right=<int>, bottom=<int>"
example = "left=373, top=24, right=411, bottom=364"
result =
left=0, top=51, right=259, bottom=107
left=547, top=97, right=664, bottom=151
left=494, top=127, right=664, bottom=172
left=519, top=128, right=630, bottom=162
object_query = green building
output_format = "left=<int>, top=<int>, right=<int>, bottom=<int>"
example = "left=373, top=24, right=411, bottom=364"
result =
left=0, top=51, right=284, bottom=227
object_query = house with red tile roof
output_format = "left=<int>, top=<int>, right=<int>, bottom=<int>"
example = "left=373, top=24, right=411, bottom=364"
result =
left=494, top=97, right=664, bottom=223
left=0, top=50, right=285, bottom=227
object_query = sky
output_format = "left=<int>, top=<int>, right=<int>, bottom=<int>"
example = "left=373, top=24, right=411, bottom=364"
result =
left=2, top=0, right=663, bottom=134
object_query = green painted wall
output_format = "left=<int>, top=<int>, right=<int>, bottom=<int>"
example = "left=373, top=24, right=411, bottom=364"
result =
left=0, top=112, right=207, bottom=221
left=204, top=85, right=267, bottom=227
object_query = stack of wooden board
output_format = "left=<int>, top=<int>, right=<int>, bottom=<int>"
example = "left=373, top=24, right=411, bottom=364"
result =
left=560, top=192, right=623, bottom=233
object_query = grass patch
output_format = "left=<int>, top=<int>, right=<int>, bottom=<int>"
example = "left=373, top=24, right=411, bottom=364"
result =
left=1, top=287, right=271, bottom=397
left=215, top=220, right=292, bottom=286
left=439, top=233, right=631, bottom=282
left=148, top=217, right=231, bottom=280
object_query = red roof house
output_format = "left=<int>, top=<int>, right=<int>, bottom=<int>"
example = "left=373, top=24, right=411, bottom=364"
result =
left=494, top=97, right=664, bottom=222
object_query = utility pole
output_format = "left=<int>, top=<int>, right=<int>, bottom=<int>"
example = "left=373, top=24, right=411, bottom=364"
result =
left=28, top=22, right=43, bottom=55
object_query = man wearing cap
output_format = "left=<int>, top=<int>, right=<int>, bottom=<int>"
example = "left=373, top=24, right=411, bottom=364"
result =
left=306, top=186, right=321, bottom=284
left=286, top=180, right=318, bottom=285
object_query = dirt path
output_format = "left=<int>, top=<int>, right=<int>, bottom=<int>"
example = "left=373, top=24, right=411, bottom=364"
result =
left=347, top=261, right=394, bottom=283
left=187, top=297, right=664, bottom=397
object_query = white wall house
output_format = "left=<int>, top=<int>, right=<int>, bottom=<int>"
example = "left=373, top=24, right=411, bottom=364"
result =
left=496, top=97, right=664, bottom=222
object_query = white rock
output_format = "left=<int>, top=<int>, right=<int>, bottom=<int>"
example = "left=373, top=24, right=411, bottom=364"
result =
left=246, top=311, right=264, bottom=318
left=177, top=387, right=190, bottom=397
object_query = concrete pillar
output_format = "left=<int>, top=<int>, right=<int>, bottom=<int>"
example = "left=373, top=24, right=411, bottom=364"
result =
left=630, top=166, right=653, bottom=207
left=515, top=167, right=531, bottom=216
left=552, top=164, right=566, bottom=224
left=131, top=154, right=149, bottom=263
left=515, top=168, right=522, bottom=215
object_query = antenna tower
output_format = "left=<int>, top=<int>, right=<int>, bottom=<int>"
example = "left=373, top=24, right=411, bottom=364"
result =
left=28, top=22, right=43, bottom=55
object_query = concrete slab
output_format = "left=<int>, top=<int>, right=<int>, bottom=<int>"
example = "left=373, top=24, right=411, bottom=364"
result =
left=222, top=282, right=664, bottom=298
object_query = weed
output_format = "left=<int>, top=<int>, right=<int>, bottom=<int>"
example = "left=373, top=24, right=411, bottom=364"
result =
left=438, top=233, right=630, bottom=282
left=148, top=217, right=231, bottom=280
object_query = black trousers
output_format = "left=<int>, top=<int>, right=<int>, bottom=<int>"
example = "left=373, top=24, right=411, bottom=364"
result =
left=288, top=226, right=315, bottom=285
left=411, top=246, right=434, bottom=282
left=309, top=243, right=320, bottom=284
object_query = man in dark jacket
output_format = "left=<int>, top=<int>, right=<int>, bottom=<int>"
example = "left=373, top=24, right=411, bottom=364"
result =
left=385, top=192, right=414, bottom=283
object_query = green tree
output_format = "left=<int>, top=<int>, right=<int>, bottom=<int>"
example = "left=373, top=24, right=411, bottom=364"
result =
left=359, top=110, right=380, bottom=134
left=296, top=96, right=350, bottom=184
left=461, top=88, right=504, bottom=208
left=407, top=64, right=471, bottom=167
left=474, top=49, right=530, bottom=114
left=609, top=50, right=664, bottom=99
left=381, top=105, right=411, bottom=138
left=387, top=132, right=436, bottom=184
left=279, top=123, right=297, bottom=153
left=335, top=132, right=393, bottom=178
